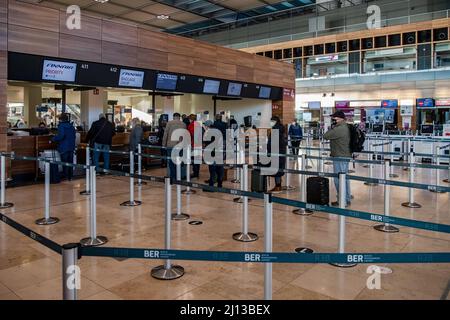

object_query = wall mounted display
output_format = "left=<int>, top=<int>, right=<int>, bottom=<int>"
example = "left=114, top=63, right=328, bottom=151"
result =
left=259, top=86, right=271, bottom=99
left=42, top=59, right=77, bottom=82
left=416, top=98, right=435, bottom=108
left=400, top=105, right=414, bottom=116
left=435, top=99, right=450, bottom=107
left=227, top=82, right=243, bottom=96
left=381, top=100, right=398, bottom=108
left=118, top=69, right=144, bottom=88
left=156, top=73, right=178, bottom=91
left=203, top=79, right=221, bottom=94
left=335, top=101, right=350, bottom=108
left=308, top=101, right=321, bottom=109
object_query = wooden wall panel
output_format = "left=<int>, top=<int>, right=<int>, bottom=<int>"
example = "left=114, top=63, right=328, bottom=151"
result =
left=102, top=20, right=137, bottom=47
left=8, top=25, right=59, bottom=57
left=193, top=42, right=217, bottom=61
left=0, top=50, right=6, bottom=79
left=167, top=35, right=196, bottom=56
left=167, top=53, right=194, bottom=74
left=137, top=47, right=168, bottom=71
left=235, top=65, right=253, bottom=83
left=216, top=62, right=236, bottom=80
left=253, top=69, right=270, bottom=84
left=8, top=0, right=59, bottom=33
left=59, top=34, right=102, bottom=63
left=101, top=41, right=137, bottom=67
left=59, top=11, right=102, bottom=40
left=193, top=57, right=217, bottom=78
left=0, top=22, right=5, bottom=51
left=138, top=29, right=168, bottom=52
left=0, top=79, right=6, bottom=152
left=0, top=0, right=7, bottom=24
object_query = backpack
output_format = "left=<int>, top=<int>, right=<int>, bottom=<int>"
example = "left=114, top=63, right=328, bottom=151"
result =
left=348, top=124, right=365, bottom=153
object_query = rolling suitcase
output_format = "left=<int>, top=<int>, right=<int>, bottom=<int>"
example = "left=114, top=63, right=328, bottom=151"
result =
left=306, top=176, right=329, bottom=205
left=251, top=169, right=267, bottom=193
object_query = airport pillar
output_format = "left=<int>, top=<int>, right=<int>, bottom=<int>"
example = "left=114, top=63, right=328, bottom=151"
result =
left=23, top=87, right=43, bottom=127
left=80, top=88, right=107, bottom=129
left=271, top=88, right=295, bottom=125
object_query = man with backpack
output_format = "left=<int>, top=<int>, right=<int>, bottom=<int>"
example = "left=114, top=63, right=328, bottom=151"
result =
left=323, top=110, right=353, bottom=207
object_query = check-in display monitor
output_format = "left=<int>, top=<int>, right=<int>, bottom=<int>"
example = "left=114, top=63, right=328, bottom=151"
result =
left=259, top=86, right=272, bottom=99
left=118, top=69, right=144, bottom=88
left=227, top=82, right=242, bottom=96
left=156, top=73, right=178, bottom=91
left=42, top=59, right=77, bottom=82
left=203, top=79, right=220, bottom=94
left=416, top=98, right=435, bottom=108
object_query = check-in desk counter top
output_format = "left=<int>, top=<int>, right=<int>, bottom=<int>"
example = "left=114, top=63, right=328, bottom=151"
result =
left=365, top=134, right=450, bottom=163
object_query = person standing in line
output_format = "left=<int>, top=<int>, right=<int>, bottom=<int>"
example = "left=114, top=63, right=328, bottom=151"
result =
left=157, top=118, right=167, bottom=168
left=267, top=116, right=287, bottom=194
left=323, top=110, right=352, bottom=207
left=162, top=113, right=186, bottom=182
left=187, top=114, right=202, bottom=179
left=288, top=119, right=303, bottom=155
left=52, top=113, right=76, bottom=181
left=204, top=115, right=227, bottom=191
left=85, top=113, right=115, bottom=171
left=129, top=117, right=143, bottom=152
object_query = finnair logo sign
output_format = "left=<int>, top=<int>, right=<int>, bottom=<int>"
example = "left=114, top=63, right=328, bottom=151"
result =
left=119, top=69, right=144, bottom=87
left=42, top=60, right=77, bottom=82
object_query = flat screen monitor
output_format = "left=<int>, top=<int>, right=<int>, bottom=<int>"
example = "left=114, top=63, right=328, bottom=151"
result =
left=156, top=73, right=178, bottom=91
left=42, top=59, right=77, bottom=82
left=384, top=109, right=395, bottom=123
left=421, top=124, right=434, bottom=134
left=259, top=86, right=271, bottom=99
left=227, top=82, right=242, bottom=96
left=381, top=99, right=398, bottom=108
left=118, top=69, right=144, bottom=88
left=203, top=79, right=220, bottom=94
left=372, top=124, right=384, bottom=133
left=308, top=101, right=321, bottom=109
left=416, top=98, right=435, bottom=108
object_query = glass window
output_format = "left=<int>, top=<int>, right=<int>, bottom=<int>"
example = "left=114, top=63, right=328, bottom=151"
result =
left=305, top=54, right=348, bottom=78
left=363, top=47, right=417, bottom=73
left=435, top=42, right=450, bottom=68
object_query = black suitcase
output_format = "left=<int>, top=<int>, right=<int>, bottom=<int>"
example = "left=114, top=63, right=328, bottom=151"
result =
left=306, top=177, right=329, bottom=205
left=251, top=169, right=267, bottom=193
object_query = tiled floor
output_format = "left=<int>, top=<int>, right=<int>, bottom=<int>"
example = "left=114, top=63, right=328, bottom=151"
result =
left=0, top=157, right=449, bottom=300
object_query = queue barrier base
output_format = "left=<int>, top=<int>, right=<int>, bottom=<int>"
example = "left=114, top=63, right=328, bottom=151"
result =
left=295, top=247, right=314, bottom=254
left=374, top=224, right=400, bottom=233
left=292, top=208, right=314, bottom=216
left=444, top=179, right=450, bottom=183
left=120, top=200, right=142, bottom=207
left=181, top=189, right=196, bottom=195
left=329, top=262, right=358, bottom=268
left=35, top=217, right=59, bottom=225
left=230, top=179, right=240, bottom=184
left=232, top=232, right=258, bottom=242
left=80, top=236, right=108, bottom=247
left=134, top=181, right=148, bottom=186
left=233, top=197, right=252, bottom=203
left=79, top=190, right=91, bottom=196
left=282, top=186, right=296, bottom=191
left=348, top=170, right=355, bottom=174
left=364, top=182, right=379, bottom=187
left=151, top=265, right=184, bottom=280
left=390, top=174, right=399, bottom=178
left=171, top=213, right=190, bottom=221
left=430, top=189, right=446, bottom=194
left=0, top=202, right=14, bottom=209
left=401, top=202, right=422, bottom=209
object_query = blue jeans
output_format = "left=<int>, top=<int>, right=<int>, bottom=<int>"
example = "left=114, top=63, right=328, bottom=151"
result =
left=166, top=148, right=186, bottom=181
left=333, top=159, right=351, bottom=204
left=93, top=143, right=110, bottom=170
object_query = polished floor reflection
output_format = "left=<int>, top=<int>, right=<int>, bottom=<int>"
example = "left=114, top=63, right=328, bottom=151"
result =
left=0, top=158, right=449, bottom=300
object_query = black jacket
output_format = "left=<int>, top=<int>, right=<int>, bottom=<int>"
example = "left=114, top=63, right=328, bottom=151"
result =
left=85, top=118, right=115, bottom=146
left=268, top=123, right=287, bottom=177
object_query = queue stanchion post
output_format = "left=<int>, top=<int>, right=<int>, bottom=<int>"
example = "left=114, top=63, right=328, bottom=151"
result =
left=135, top=144, right=147, bottom=186
left=80, top=165, right=108, bottom=246
left=374, top=160, right=399, bottom=233
left=364, top=150, right=378, bottom=187
left=231, top=140, right=240, bottom=184
left=330, top=173, right=357, bottom=268
left=363, top=137, right=371, bottom=168
left=430, top=146, right=444, bottom=194
left=293, top=154, right=313, bottom=216
left=152, top=177, right=185, bottom=280
left=182, top=146, right=196, bottom=195
left=444, top=158, right=450, bottom=183
left=79, top=147, right=90, bottom=195
left=233, top=164, right=258, bottom=242
left=389, top=141, right=399, bottom=178
left=401, top=152, right=422, bottom=208
left=233, top=146, right=250, bottom=203
left=348, top=157, right=355, bottom=174
left=403, top=139, right=411, bottom=171
left=35, top=161, right=60, bottom=225
left=264, top=193, right=273, bottom=300
left=283, top=148, right=295, bottom=191
left=62, top=243, right=80, bottom=300
left=305, top=135, right=313, bottom=169
left=172, top=157, right=190, bottom=220
left=120, top=151, right=142, bottom=206
left=0, top=155, right=13, bottom=208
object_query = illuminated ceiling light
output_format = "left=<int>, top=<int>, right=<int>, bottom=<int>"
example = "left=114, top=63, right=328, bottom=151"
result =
left=157, top=14, right=169, bottom=20
left=94, top=0, right=109, bottom=3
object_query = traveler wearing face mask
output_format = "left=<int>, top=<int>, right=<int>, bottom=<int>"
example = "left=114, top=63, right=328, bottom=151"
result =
left=267, top=116, right=287, bottom=194
left=288, top=119, right=303, bottom=155
left=323, top=111, right=352, bottom=207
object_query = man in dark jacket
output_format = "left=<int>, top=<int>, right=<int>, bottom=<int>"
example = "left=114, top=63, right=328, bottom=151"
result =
left=268, top=116, right=287, bottom=194
left=204, top=115, right=227, bottom=191
left=85, top=113, right=115, bottom=170
left=288, top=119, right=303, bottom=155
left=52, top=113, right=76, bottom=180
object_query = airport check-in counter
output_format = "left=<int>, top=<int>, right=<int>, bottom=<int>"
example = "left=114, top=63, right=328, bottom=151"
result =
left=365, top=134, right=450, bottom=163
